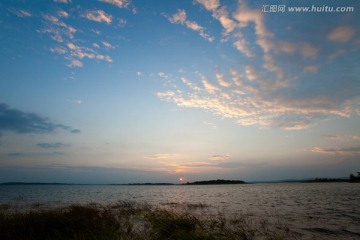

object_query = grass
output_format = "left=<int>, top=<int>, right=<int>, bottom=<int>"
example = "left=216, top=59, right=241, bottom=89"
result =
left=0, top=201, right=300, bottom=240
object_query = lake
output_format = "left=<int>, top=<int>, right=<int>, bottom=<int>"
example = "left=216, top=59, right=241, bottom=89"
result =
left=1, top=182, right=359, bottom=239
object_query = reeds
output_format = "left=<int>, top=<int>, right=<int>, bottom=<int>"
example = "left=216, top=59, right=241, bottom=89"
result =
left=0, top=201, right=300, bottom=240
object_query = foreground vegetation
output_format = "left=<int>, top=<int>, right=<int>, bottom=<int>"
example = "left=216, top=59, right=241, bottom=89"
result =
left=0, top=201, right=300, bottom=240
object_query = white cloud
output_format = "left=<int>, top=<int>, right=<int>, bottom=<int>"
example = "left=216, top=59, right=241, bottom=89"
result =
left=99, top=0, right=131, bottom=8
left=278, top=41, right=319, bottom=58
left=67, top=59, right=83, bottom=68
left=203, top=121, right=217, bottom=129
left=328, top=26, right=356, bottom=43
left=118, top=18, right=127, bottom=27
left=322, top=134, right=360, bottom=142
left=13, top=9, right=32, bottom=18
left=312, top=147, right=360, bottom=156
left=233, top=33, right=253, bottom=57
left=168, top=9, right=186, bottom=24
left=180, top=77, right=201, bottom=91
left=244, top=65, right=257, bottom=81
left=50, top=46, right=67, bottom=54
left=70, top=99, right=83, bottom=104
left=196, top=0, right=220, bottom=11
left=157, top=65, right=359, bottom=130
left=328, top=49, right=346, bottom=61
left=54, top=0, right=71, bottom=3
left=166, top=9, right=214, bottom=42
left=303, top=65, right=319, bottom=74
left=200, top=74, right=219, bottom=94
left=40, top=14, right=77, bottom=42
left=102, top=41, right=113, bottom=49
left=215, top=71, right=230, bottom=87
left=209, top=155, right=229, bottom=161
left=83, top=10, right=112, bottom=24
left=158, top=72, right=169, bottom=79
left=144, top=154, right=178, bottom=160
left=58, top=10, right=69, bottom=18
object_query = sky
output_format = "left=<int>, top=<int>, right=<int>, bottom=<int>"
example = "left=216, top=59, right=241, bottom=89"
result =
left=0, top=0, right=359, bottom=184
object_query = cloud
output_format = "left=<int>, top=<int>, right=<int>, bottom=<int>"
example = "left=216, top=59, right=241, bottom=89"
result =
left=0, top=103, right=78, bottom=135
left=67, top=59, right=83, bottom=68
left=328, top=26, right=356, bottom=43
left=37, top=142, right=70, bottom=148
left=144, top=154, right=178, bottom=160
left=322, top=134, right=360, bottom=142
left=40, top=11, right=114, bottom=68
left=200, top=74, right=219, bottom=94
left=70, top=99, right=82, bottom=104
left=102, top=41, right=113, bottom=49
left=54, top=0, right=71, bottom=3
left=157, top=1, right=360, bottom=131
left=278, top=42, right=319, bottom=58
left=99, top=0, right=131, bottom=8
left=39, top=14, right=77, bottom=43
left=303, top=65, right=319, bottom=74
left=166, top=9, right=214, bottom=42
left=209, top=155, right=229, bottom=161
left=50, top=46, right=67, bottom=55
left=83, top=10, right=112, bottom=24
left=157, top=66, right=360, bottom=130
left=312, top=147, right=360, bottom=156
left=215, top=71, right=230, bottom=87
left=196, top=0, right=220, bottom=11
left=13, top=9, right=32, bottom=18
left=58, top=10, right=69, bottom=18
left=202, top=121, right=217, bottom=129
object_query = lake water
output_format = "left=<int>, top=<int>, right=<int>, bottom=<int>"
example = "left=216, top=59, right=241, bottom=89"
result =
left=1, top=182, right=359, bottom=239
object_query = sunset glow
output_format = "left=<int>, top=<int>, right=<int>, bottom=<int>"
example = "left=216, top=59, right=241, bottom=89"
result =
left=0, top=0, right=359, bottom=183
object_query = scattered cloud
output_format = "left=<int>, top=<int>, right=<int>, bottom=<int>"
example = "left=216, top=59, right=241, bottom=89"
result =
left=13, top=9, right=32, bottom=18
left=58, top=10, right=69, bottom=18
left=202, top=121, right=217, bottom=129
left=157, top=1, right=360, bottom=130
left=118, top=18, right=127, bottom=27
left=328, top=26, right=356, bottom=43
left=209, top=155, right=229, bottom=161
left=67, top=59, right=83, bottom=68
left=322, top=134, right=360, bottom=142
left=158, top=72, right=169, bottom=79
left=102, top=41, right=113, bottom=49
left=83, top=10, right=112, bottom=24
left=54, top=0, right=71, bottom=3
left=196, top=0, right=220, bottom=11
left=303, top=65, right=319, bottom=74
left=0, top=103, right=78, bottom=135
left=50, top=46, right=67, bottom=55
left=99, top=0, right=131, bottom=9
left=166, top=9, right=214, bottom=42
left=312, top=147, right=360, bottom=156
left=157, top=67, right=360, bottom=130
left=70, top=99, right=83, bottom=104
left=39, top=14, right=77, bottom=43
left=37, top=142, right=70, bottom=148
left=144, top=154, right=178, bottom=160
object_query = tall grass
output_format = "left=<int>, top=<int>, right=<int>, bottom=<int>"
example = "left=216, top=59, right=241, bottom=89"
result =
left=0, top=201, right=300, bottom=240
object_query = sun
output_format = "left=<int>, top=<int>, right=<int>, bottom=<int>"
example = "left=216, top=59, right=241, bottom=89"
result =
left=179, top=177, right=184, bottom=182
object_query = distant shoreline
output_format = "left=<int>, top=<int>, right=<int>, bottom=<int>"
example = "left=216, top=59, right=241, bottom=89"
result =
left=1, top=177, right=356, bottom=186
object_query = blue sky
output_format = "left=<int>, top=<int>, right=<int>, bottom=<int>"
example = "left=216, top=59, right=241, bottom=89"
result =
left=0, top=0, right=359, bottom=183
